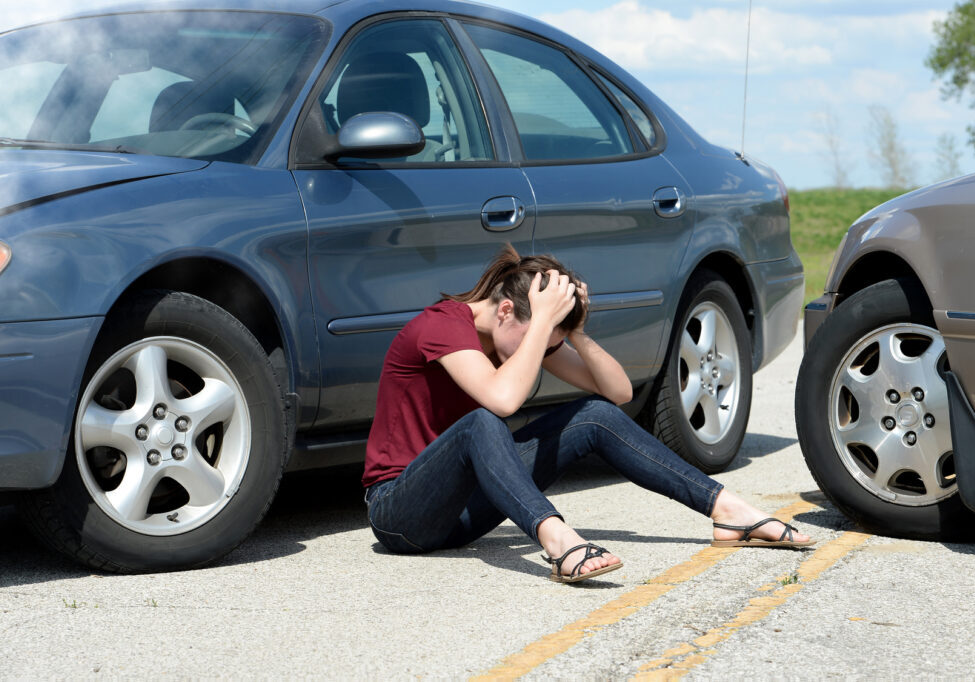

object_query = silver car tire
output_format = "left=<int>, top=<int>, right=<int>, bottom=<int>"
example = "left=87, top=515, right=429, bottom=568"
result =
left=19, top=291, right=288, bottom=572
left=643, top=270, right=752, bottom=474
left=797, top=278, right=975, bottom=540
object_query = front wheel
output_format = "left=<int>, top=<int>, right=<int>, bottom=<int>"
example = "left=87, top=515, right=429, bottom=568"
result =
left=796, top=278, right=975, bottom=540
left=19, top=291, right=288, bottom=572
left=642, top=270, right=752, bottom=474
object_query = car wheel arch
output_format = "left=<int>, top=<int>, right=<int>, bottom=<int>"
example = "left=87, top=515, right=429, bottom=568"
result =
left=674, top=252, right=757, bottom=366
left=836, top=252, right=931, bottom=314
left=106, top=257, right=295, bottom=393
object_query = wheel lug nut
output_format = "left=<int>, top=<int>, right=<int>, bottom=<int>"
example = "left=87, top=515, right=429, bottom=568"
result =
left=912, top=387, right=925, bottom=401
left=707, top=352, right=713, bottom=361
left=135, top=425, right=149, bottom=441
left=712, top=368, right=719, bottom=378
left=147, top=450, right=161, bottom=465
left=904, top=431, right=917, bottom=446
left=175, top=417, right=190, bottom=432
left=882, top=417, right=896, bottom=431
left=153, top=403, right=167, bottom=419
left=887, top=390, right=900, bottom=404
left=924, top=414, right=936, bottom=428
left=172, top=445, right=187, bottom=461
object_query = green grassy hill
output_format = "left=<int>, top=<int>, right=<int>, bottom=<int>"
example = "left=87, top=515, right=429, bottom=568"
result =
left=790, top=187, right=906, bottom=303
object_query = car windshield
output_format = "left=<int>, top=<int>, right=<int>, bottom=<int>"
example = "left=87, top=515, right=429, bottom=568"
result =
left=0, top=11, right=329, bottom=163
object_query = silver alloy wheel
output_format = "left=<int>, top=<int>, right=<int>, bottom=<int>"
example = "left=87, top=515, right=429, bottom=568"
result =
left=828, top=323, right=954, bottom=506
left=75, top=337, right=250, bottom=536
left=677, top=301, right=742, bottom=445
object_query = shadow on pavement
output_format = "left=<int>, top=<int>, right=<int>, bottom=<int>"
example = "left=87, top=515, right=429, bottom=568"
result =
left=723, top=433, right=799, bottom=473
left=0, top=432, right=808, bottom=582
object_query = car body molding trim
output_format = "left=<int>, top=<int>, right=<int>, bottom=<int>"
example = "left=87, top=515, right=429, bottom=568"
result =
left=947, top=311, right=975, bottom=321
left=326, top=290, right=664, bottom=335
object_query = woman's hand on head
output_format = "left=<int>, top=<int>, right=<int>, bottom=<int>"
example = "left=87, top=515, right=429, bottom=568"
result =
left=529, top=270, right=577, bottom=330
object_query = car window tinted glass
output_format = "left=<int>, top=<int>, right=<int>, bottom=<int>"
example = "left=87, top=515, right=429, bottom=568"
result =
left=319, top=19, right=492, bottom=163
left=595, top=72, right=656, bottom=147
left=0, top=12, right=328, bottom=163
left=463, top=23, right=633, bottom=161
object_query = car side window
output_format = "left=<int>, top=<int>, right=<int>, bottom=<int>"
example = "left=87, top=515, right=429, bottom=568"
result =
left=462, top=23, right=634, bottom=162
left=319, top=19, right=493, bottom=163
left=594, top=72, right=656, bottom=148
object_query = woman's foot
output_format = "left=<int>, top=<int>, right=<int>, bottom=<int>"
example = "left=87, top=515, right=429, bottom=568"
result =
left=710, top=490, right=814, bottom=546
left=537, top=517, right=622, bottom=579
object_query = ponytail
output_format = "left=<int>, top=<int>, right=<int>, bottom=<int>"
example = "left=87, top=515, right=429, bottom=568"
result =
left=442, top=244, right=587, bottom=333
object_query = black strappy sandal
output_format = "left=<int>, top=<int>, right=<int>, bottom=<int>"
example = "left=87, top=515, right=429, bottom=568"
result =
left=712, top=517, right=816, bottom=548
left=542, top=543, right=623, bottom=583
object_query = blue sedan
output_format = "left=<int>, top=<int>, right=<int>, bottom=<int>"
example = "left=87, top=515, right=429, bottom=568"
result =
left=0, top=0, right=802, bottom=571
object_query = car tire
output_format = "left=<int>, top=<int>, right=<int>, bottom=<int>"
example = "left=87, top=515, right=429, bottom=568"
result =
left=18, top=291, right=288, bottom=572
left=642, top=270, right=752, bottom=474
left=796, top=278, right=975, bottom=540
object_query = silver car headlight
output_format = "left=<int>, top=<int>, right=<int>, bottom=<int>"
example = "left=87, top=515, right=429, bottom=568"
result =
left=0, top=241, right=9, bottom=276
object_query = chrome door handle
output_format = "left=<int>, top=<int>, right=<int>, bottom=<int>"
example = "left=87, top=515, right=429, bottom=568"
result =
left=481, top=196, right=526, bottom=231
left=652, top=186, right=686, bottom=218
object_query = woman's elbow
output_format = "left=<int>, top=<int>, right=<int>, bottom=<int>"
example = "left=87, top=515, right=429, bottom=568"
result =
left=611, top=384, right=633, bottom=405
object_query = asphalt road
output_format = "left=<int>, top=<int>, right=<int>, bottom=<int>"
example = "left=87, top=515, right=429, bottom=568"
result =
left=2, top=331, right=974, bottom=679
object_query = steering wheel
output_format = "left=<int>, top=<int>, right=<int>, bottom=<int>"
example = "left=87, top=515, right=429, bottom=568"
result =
left=178, top=113, right=257, bottom=136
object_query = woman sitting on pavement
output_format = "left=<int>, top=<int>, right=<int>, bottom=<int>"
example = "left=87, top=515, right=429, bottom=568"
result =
left=363, top=246, right=814, bottom=583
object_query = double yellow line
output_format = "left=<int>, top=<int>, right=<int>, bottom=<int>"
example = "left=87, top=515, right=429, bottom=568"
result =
left=473, top=499, right=868, bottom=681
left=632, top=529, right=870, bottom=679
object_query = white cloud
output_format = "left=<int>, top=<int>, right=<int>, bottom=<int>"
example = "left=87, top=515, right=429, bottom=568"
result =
left=540, top=3, right=944, bottom=76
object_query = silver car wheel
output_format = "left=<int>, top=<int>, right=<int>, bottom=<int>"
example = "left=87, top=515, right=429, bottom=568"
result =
left=828, top=323, right=954, bottom=506
left=75, top=337, right=251, bottom=536
left=677, top=301, right=742, bottom=445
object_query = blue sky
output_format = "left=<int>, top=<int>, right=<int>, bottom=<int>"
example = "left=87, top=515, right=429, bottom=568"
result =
left=0, top=0, right=970, bottom=189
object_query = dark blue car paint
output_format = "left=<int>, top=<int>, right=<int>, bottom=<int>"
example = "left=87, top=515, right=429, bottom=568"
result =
left=0, top=0, right=802, bottom=490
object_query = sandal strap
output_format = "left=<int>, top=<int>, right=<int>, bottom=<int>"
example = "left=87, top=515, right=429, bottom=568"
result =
left=542, top=543, right=609, bottom=578
left=713, top=517, right=797, bottom=542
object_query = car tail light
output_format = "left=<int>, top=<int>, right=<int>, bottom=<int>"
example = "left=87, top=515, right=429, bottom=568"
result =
left=773, top=171, right=789, bottom=214
left=0, top=241, right=9, bottom=275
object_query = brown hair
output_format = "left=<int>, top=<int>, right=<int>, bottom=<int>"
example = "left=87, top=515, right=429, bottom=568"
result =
left=442, top=244, right=587, bottom=333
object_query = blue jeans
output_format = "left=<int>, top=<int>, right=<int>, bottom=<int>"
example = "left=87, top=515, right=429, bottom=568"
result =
left=365, top=396, right=724, bottom=554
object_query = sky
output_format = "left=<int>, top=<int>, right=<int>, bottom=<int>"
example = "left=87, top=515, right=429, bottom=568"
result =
left=0, top=0, right=970, bottom=189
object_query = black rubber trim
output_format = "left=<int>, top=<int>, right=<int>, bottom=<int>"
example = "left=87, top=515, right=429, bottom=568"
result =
left=946, top=370, right=975, bottom=512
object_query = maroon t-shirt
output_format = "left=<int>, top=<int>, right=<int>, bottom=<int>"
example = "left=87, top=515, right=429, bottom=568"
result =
left=362, top=300, right=483, bottom=487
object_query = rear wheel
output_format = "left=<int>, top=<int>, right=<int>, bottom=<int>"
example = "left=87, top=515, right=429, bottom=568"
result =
left=643, top=270, right=752, bottom=473
left=19, top=291, right=287, bottom=572
left=796, top=278, right=975, bottom=540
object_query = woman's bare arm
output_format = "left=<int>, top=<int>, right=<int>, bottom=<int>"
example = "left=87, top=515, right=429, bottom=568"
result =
left=541, top=332, right=633, bottom=405
left=438, top=271, right=577, bottom=417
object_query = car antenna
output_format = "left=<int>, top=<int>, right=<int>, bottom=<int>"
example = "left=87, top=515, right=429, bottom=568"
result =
left=737, top=0, right=753, bottom=166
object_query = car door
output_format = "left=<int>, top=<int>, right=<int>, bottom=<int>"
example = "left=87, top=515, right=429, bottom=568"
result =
left=461, top=23, right=695, bottom=402
left=291, top=17, right=535, bottom=430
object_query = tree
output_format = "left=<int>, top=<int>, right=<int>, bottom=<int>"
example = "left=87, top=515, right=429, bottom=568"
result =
left=927, top=2, right=975, bottom=150
left=866, top=105, right=913, bottom=189
left=815, top=107, right=852, bottom=189
left=934, top=132, right=964, bottom=181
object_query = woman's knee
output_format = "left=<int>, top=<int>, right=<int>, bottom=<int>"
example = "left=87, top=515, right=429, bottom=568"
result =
left=467, top=407, right=510, bottom=434
left=577, top=395, right=624, bottom=422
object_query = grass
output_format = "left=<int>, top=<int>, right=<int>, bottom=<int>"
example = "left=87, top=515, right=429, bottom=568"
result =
left=789, top=187, right=907, bottom=304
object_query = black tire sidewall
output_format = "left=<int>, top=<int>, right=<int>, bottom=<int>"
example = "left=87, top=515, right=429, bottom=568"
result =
left=796, top=278, right=974, bottom=540
left=658, top=272, right=753, bottom=473
left=43, top=291, right=286, bottom=572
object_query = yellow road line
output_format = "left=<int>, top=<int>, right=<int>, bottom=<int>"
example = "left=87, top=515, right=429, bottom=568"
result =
left=471, top=499, right=816, bottom=681
left=630, top=529, right=872, bottom=681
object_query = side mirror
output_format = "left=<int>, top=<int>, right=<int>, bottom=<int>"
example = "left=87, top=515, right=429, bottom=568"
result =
left=324, top=112, right=425, bottom=160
